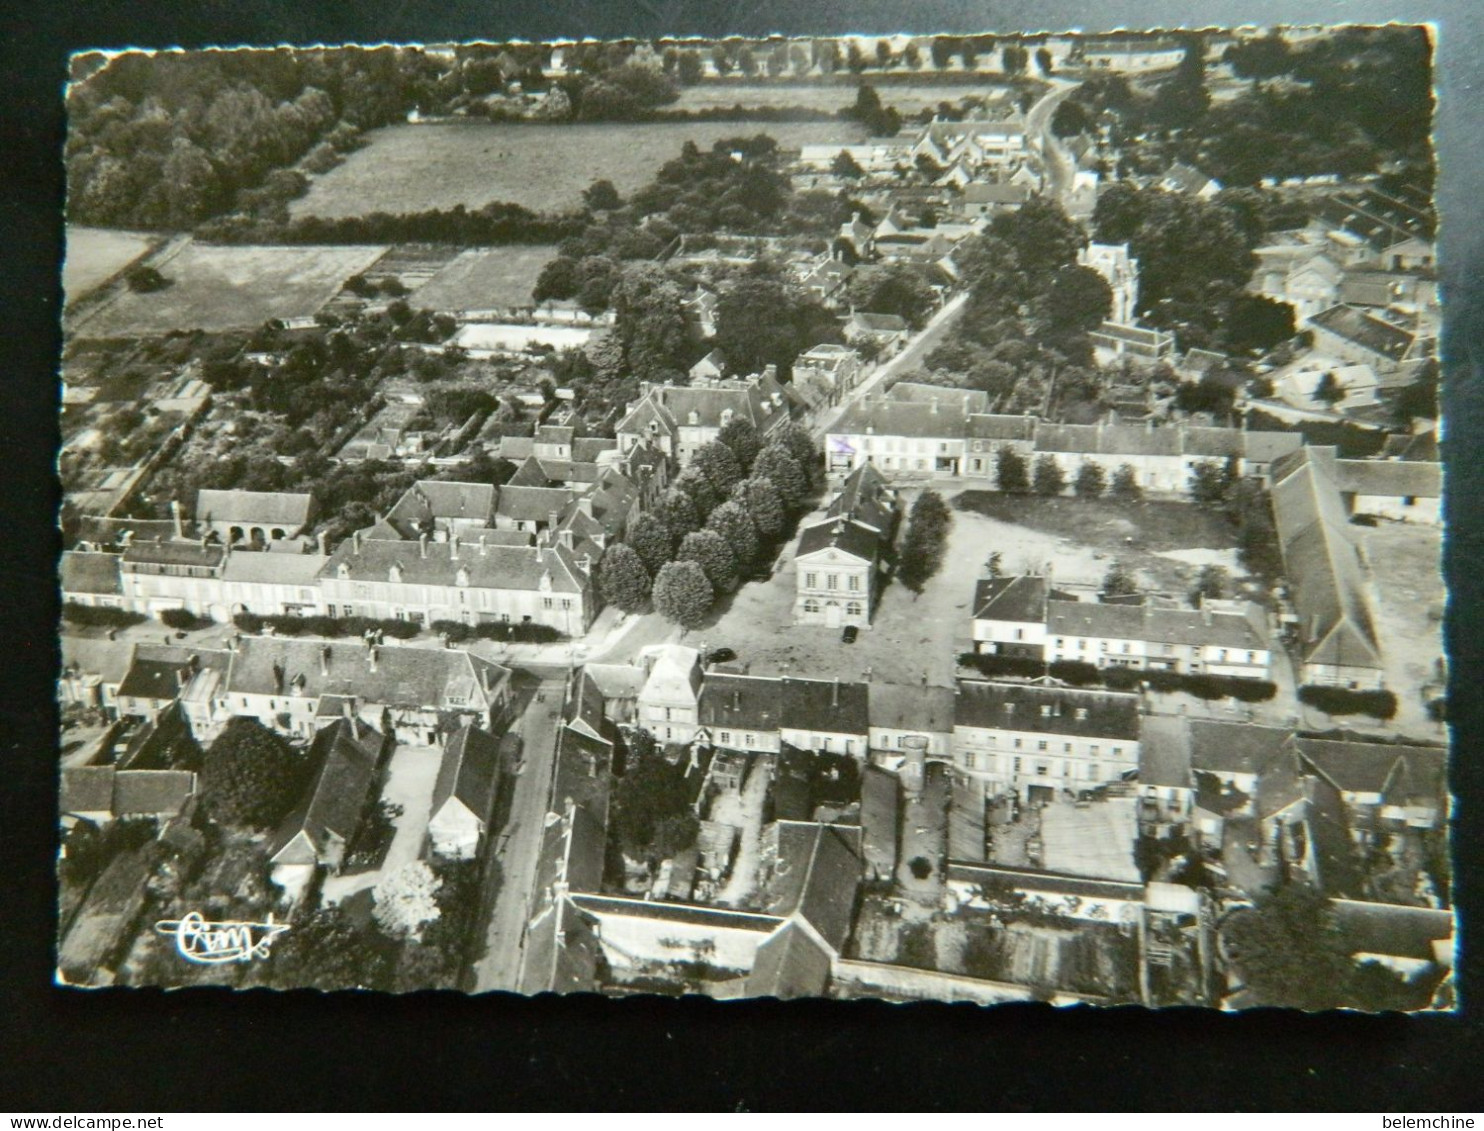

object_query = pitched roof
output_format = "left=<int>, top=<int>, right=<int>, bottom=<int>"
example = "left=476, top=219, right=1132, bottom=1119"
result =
left=953, top=679, right=1140, bottom=740
left=829, top=398, right=965, bottom=440
left=1332, top=899, right=1454, bottom=962
left=616, top=374, right=791, bottom=438
left=196, top=489, right=313, bottom=528
left=759, top=821, right=864, bottom=950
left=947, top=861, right=1145, bottom=903
left=795, top=518, right=881, bottom=563
left=112, top=769, right=196, bottom=816
left=117, top=646, right=230, bottom=702
left=121, top=542, right=226, bottom=569
left=745, top=920, right=833, bottom=999
left=1269, top=446, right=1382, bottom=669
left=60, top=766, right=116, bottom=813
left=1046, top=599, right=1267, bottom=650
left=973, top=575, right=1049, bottom=623
left=1295, top=737, right=1443, bottom=797
left=1333, top=459, right=1441, bottom=499
left=225, top=636, right=509, bottom=712
left=431, top=724, right=502, bottom=822
left=1139, top=714, right=1193, bottom=789
left=270, top=718, right=379, bottom=862
left=867, top=682, right=957, bottom=735
left=582, top=662, right=647, bottom=703
left=887, top=381, right=990, bottom=414
left=699, top=673, right=783, bottom=734
left=638, top=645, right=701, bottom=704
left=1310, top=305, right=1416, bottom=361
left=822, top=461, right=895, bottom=533
left=848, top=312, right=909, bottom=333
left=60, top=636, right=135, bottom=686
left=322, top=536, right=589, bottom=594
left=495, top=485, right=576, bottom=523
left=781, top=677, right=870, bottom=737
left=60, top=551, right=123, bottom=596
left=1188, top=719, right=1291, bottom=776
left=221, top=552, right=329, bottom=586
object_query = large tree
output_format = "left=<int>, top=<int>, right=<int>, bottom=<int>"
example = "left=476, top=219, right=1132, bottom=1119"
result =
left=1032, top=454, right=1067, bottom=497
left=717, top=417, right=763, bottom=473
left=896, top=490, right=952, bottom=594
left=714, top=273, right=840, bottom=376
left=200, top=717, right=311, bottom=830
left=598, top=542, right=651, bottom=612
left=674, top=467, right=721, bottom=518
left=995, top=446, right=1030, bottom=494
left=677, top=529, right=739, bottom=595
left=372, top=861, right=443, bottom=942
left=1223, top=883, right=1353, bottom=1010
left=655, top=486, right=702, bottom=539
left=706, top=500, right=760, bottom=570
left=611, top=736, right=700, bottom=864
left=1110, top=463, right=1143, bottom=501
left=610, top=264, right=698, bottom=381
left=752, top=445, right=809, bottom=507
left=691, top=440, right=744, bottom=496
left=733, top=476, right=786, bottom=539
left=625, top=513, right=674, bottom=576
left=1074, top=461, right=1106, bottom=499
left=651, top=560, right=715, bottom=629
left=845, top=264, right=939, bottom=329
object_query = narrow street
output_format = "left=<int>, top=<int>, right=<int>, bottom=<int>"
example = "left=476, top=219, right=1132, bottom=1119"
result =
left=470, top=674, right=566, bottom=992
left=810, top=290, right=970, bottom=440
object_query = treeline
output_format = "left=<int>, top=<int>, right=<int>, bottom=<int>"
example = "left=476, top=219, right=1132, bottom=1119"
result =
left=66, top=47, right=451, bottom=229
left=958, top=651, right=1278, bottom=702
left=199, top=199, right=587, bottom=247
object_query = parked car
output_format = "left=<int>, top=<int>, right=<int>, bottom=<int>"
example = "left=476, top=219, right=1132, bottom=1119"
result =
left=706, top=647, right=737, bottom=664
left=841, top=625, right=859, bottom=644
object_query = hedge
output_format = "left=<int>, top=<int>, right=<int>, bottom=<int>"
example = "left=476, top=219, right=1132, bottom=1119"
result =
left=160, top=608, right=214, bottom=631
left=430, top=619, right=565, bottom=644
left=231, top=612, right=421, bottom=640
left=958, top=651, right=1276, bottom=701
left=62, top=602, right=146, bottom=630
left=1298, top=685, right=1398, bottom=720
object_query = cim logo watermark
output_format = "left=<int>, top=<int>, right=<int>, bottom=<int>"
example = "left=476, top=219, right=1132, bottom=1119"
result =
left=154, top=911, right=289, bottom=964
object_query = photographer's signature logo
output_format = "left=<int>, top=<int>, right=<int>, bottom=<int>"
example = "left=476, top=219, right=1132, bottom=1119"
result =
left=155, top=911, right=289, bottom=964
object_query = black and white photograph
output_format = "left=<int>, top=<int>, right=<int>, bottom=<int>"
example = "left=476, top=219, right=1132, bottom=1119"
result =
left=52, top=23, right=1455, bottom=1012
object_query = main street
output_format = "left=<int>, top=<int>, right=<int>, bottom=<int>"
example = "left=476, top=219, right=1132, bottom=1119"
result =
left=470, top=673, right=567, bottom=992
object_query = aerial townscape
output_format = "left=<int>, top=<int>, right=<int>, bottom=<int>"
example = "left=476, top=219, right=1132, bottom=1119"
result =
left=56, top=26, right=1450, bottom=1009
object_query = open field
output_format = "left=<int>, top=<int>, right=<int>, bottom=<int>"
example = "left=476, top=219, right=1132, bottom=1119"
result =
left=63, top=227, right=159, bottom=306
left=290, top=120, right=869, bottom=219
left=68, top=240, right=389, bottom=337
left=409, top=245, right=560, bottom=312
left=670, top=80, right=1018, bottom=115
left=951, top=491, right=1242, bottom=595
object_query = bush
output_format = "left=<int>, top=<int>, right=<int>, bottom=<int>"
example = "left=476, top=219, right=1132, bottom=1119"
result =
left=1047, top=660, right=1101, bottom=686
left=430, top=619, right=565, bottom=645
left=232, top=611, right=265, bottom=634
left=160, top=607, right=213, bottom=630
left=1298, top=685, right=1398, bottom=720
left=62, top=602, right=146, bottom=630
left=958, top=652, right=1047, bottom=680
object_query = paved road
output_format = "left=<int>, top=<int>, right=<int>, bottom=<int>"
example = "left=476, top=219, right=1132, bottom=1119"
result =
left=809, top=291, right=970, bottom=440
left=470, top=675, right=567, bottom=993
left=1023, top=78, right=1082, bottom=204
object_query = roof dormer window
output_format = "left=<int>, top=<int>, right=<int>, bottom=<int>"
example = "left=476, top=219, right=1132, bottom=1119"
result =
left=687, top=410, right=700, bottom=426
left=455, top=566, right=470, bottom=588
left=337, top=563, right=350, bottom=580
left=389, top=564, right=402, bottom=583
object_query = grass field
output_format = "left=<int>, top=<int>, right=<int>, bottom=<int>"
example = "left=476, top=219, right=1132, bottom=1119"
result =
left=671, top=80, right=1019, bottom=115
left=408, top=245, right=560, bottom=312
left=290, top=120, right=869, bottom=219
left=68, top=240, right=389, bottom=337
left=63, top=227, right=159, bottom=306
left=1359, top=521, right=1446, bottom=736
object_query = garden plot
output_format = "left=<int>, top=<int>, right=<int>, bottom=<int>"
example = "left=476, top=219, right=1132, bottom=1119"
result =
left=69, top=240, right=389, bottom=337
left=63, top=226, right=159, bottom=306
left=408, top=245, right=561, bottom=313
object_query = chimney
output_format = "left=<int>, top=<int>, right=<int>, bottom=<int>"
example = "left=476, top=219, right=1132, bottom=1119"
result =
left=352, top=529, right=361, bottom=555
left=450, top=534, right=459, bottom=561
left=171, top=499, right=185, bottom=540
left=342, top=696, right=354, bottom=722
left=1202, top=605, right=1212, bottom=625
left=320, top=644, right=331, bottom=677
left=921, top=670, right=929, bottom=686
left=733, top=689, right=741, bottom=711
left=482, top=665, right=495, bottom=693
left=831, top=678, right=840, bottom=708
left=317, top=530, right=328, bottom=555
left=931, top=397, right=939, bottom=414
left=419, top=533, right=429, bottom=559
left=368, top=646, right=379, bottom=673
left=272, top=661, right=285, bottom=694
left=577, top=554, right=591, bottom=573
left=549, top=511, right=560, bottom=533
left=479, top=534, right=487, bottom=557
left=535, top=540, right=544, bottom=563
left=864, top=666, right=873, bottom=683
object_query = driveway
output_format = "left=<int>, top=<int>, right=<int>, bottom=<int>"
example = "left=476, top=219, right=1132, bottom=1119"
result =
left=898, top=762, right=950, bottom=907
left=322, top=742, right=442, bottom=905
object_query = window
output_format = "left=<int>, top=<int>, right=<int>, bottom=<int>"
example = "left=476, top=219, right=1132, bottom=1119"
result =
left=1056, top=637, right=1064, bottom=648
left=1014, top=628, right=1024, bottom=641
left=827, top=574, right=838, bottom=590
left=848, top=574, right=861, bottom=591
left=965, top=752, right=976, bottom=769
left=665, top=707, right=672, bottom=721
left=1036, top=763, right=1050, bottom=776
left=543, top=598, right=554, bottom=610
left=1112, top=746, right=1123, bottom=758
left=1247, top=651, right=1256, bottom=663
left=562, top=599, right=572, bottom=610
left=804, top=598, right=820, bottom=614
left=1013, top=738, right=1022, bottom=749
left=744, top=733, right=754, bottom=748
left=1037, top=740, right=1048, bottom=751
left=1090, top=764, right=1100, bottom=780
left=1121, top=642, right=1130, bottom=654
left=720, top=731, right=731, bottom=745
left=846, top=601, right=863, bottom=616
left=1063, top=743, right=1072, bottom=753
left=805, top=573, right=817, bottom=589
left=1090, top=744, right=1100, bottom=755
left=1078, top=639, right=1087, bottom=651
left=1013, top=757, right=1022, bottom=772
left=1219, top=649, right=1228, bottom=661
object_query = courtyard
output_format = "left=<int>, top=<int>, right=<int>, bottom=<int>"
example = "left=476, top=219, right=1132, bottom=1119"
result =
left=1357, top=520, right=1447, bottom=739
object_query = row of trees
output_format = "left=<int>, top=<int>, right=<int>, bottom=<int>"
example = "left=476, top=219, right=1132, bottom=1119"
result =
left=992, top=446, right=1143, bottom=502
left=598, top=420, right=818, bottom=629
left=896, top=491, right=952, bottom=594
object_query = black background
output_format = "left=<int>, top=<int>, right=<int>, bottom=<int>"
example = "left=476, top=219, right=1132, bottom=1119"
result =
left=1, top=0, right=1481, bottom=1112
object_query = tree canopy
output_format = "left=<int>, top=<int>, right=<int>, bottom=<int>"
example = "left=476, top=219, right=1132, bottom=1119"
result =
left=199, top=717, right=312, bottom=830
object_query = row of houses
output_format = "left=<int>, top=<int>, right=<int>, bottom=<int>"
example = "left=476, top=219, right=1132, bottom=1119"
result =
left=971, top=574, right=1273, bottom=679
left=58, top=634, right=514, bottom=749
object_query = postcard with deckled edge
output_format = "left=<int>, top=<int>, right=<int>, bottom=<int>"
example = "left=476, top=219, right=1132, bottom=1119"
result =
left=56, top=27, right=1452, bottom=1008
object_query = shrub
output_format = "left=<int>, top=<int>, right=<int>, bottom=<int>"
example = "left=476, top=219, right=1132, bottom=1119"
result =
left=1048, top=660, right=1101, bottom=686
left=160, top=607, right=213, bottom=630
left=430, top=619, right=564, bottom=644
left=62, top=602, right=146, bottom=630
left=958, top=652, right=1047, bottom=680
left=232, top=611, right=266, bottom=633
left=1298, top=685, right=1398, bottom=720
